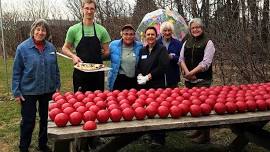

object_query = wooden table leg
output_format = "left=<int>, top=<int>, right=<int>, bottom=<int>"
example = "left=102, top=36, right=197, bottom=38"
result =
left=96, top=132, right=144, bottom=152
left=243, top=126, right=270, bottom=150
left=53, top=139, right=74, bottom=152
left=229, top=121, right=269, bottom=152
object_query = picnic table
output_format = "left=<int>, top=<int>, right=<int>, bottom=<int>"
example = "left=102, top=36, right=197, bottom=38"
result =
left=48, top=111, right=270, bottom=152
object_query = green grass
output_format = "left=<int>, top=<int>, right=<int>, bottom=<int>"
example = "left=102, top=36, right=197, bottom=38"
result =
left=0, top=57, right=74, bottom=152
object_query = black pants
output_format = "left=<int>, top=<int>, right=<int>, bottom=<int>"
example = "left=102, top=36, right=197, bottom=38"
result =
left=113, top=74, right=137, bottom=91
left=73, top=69, right=104, bottom=92
left=19, top=93, right=53, bottom=152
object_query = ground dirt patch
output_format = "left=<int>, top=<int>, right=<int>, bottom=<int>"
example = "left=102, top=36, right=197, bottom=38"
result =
left=0, top=141, right=12, bottom=152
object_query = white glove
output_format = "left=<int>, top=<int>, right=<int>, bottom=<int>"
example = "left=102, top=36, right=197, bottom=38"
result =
left=137, top=75, right=149, bottom=85
left=137, top=74, right=143, bottom=80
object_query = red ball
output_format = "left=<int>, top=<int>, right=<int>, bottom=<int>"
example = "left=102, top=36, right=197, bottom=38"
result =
left=157, top=106, right=169, bottom=118
left=54, top=113, right=69, bottom=127
left=160, top=101, right=171, bottom=108
left=76, top=106, right=88, bottom=114
left=225, top=102, right=237, bottom=114
left=120, top=103, right=131, bottom=110
left=83, top=121, right=97, bottom=130
left=82, top=97, right=92, bottom=104
left=52, top=92, right=61, bottom=101
left=110, top=109, right=122, bottom=122
left=169, top=105, right=182, bottom=119
left=134, top=107, right=146, bottom=120
left=73, top=102, right=84, bottom=109
left=49, top=102, right=60, bottom=111
left=83, top=111, right=96, bottom=122
left=96, top=110, right=110, bottom=123
left=49, top=108, right=62, bottom=121
left=132, top=102, right=143, bottom=109
left=61, top=102, right=72, bottom=110
left=145, top=105, right=157, bottom=118
left=204, top=98, right=216, bottom=108
left=76, top=94, right=86, bottom=102
left=63, top=107, right=75, bottom=116
left=69, top=111, right=83, bottom=126
left=54, top=95, right=64, bottom=102
left=89, top=105, right=100, bottom=113
left=68, top=98, right=78, bottom=105
left=214, top=103, right=226, bottom=115
left=256, top=100, right=267, bottom=111
left=266, top=99, right=270, bottom=109
left=190, top=105, right=201, bottom=117
left=56, top=98, right=66, bottom=105
left=246, top=100, right=257, bottom=112
left=96, top=101, right=107, bottom=109
left=127, top=95, right=137, bottom=104
left=85, top=102, right=95, bottom=109
left=236, top=101, right=247, bottom=113
left=182, top=99, right=192, bottom=106
left=200, top=103, right=212, bottom=116
left=122, top=107, right=135, bottom=121
left=178, top=104, right=189, bottom=116
left=192, top=99, right=202, bottom=105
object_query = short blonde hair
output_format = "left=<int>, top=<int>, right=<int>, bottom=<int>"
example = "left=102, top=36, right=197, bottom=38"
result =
left=81, top=0, right=96, bottom=8
left=29, top=19, right=50, bottom=40
left=160, top=21, right=174, bottom=33
left=188, top=18, right=204, bottom=30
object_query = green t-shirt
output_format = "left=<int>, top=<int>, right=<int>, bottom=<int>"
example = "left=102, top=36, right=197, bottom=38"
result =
left=65, top=22, right=111, bottom=48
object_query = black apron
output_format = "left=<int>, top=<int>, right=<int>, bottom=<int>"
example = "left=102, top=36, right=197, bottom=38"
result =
left=73, top=23, right=104, bottom=92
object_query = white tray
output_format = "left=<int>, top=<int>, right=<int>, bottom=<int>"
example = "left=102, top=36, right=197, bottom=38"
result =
left=74, top=63, right=111, bottom=72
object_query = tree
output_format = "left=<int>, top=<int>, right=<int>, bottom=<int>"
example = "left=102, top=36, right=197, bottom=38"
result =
left=66, top=0, right=82, bottom=20
left=133, top=0, right=157, bottom=27
left=190, top=0, right=198, bottom=17
left=262, top=0, right=269, bottom=44
left=174, top=0, right=185, bottom=17
left=23, top=0, right=49, bottom=20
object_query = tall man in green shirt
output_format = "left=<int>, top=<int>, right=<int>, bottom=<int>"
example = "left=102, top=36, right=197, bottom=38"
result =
left=62, top=0, right=111, bottom=92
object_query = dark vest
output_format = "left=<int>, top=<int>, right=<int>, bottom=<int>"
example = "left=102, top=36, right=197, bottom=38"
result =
left=184, top=33, right=212, bottom=80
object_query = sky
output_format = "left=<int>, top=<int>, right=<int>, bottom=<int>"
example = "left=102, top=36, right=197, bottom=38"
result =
left=1, top=0, right=136, bottom=19
left=1, top=0, right=71, bottom=18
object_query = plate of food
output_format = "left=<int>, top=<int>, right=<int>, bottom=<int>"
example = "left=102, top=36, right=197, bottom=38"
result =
left=74, top=63, right=111, bottom=72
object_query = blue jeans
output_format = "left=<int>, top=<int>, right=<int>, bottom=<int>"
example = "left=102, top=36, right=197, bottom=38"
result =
left=19, top=93, right=53, bottom=152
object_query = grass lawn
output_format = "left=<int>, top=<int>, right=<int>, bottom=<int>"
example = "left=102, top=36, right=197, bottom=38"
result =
left=0, top=57, right=270, bottom=152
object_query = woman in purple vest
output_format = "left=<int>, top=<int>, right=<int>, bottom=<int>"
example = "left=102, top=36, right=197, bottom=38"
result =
left=179, top=18, right=216, bottom=143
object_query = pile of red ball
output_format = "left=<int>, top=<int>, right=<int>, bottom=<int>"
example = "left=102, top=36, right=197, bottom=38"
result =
left=49, top=82, right=270, bottom=130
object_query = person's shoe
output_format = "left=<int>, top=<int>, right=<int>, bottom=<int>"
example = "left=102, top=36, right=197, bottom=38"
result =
left=37, top=145, right=52, bottom=152
left=19, top=149, right=29, bottom=152
left=186, top=130, right=202, bottom=138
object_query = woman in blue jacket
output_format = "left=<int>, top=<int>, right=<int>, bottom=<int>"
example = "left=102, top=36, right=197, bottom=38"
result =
left=108, top=24, right=143, bottom=91
left=12, top=19, right=60, bottom=152
left=157, top=21, right=182, bottom=88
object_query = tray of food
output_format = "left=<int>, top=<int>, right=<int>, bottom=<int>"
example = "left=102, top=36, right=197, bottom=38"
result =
left=74, top=63, right=111, bottom=72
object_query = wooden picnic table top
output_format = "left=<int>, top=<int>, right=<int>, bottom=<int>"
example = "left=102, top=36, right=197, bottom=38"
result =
left=48, top=111, right=270, bottom=141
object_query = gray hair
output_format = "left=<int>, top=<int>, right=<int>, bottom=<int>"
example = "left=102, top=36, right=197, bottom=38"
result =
left=160, top=21, right=174, bottom=33
left=188, top=18, right=204, bottom=30
left=29, top=19, right=50, bottom=40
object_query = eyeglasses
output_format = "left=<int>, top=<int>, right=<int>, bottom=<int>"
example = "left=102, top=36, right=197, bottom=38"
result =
left=191, top=26, right=202, bottom=30
left=83, top=7, right=95, bottom=11
left=122, top=33, right=135, bottom=36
